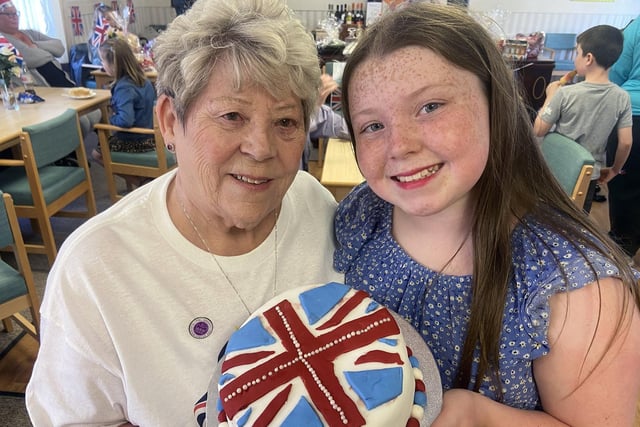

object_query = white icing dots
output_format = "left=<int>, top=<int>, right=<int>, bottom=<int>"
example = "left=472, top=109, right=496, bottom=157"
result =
left=221, top=297, right=408, bottom=426
left=412, top=367, right=424, bottom=381
left=411, top=404, right=425, bottom=420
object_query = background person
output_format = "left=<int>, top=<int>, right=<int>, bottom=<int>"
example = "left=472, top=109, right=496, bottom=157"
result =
left=302, top=73, right=350, bottom=171
left=608, top=16, right=640, bottom=265
left=88, top=3, right=121, bottom=66
left=0, top=0, right=74, bottom=87
left=0, top=0, right=100, bottom=139
left=333, top=3, right=640, bottom=425
left=91, top=37, right=156, bottom=189
left=533, top=24, right=633, bottom=213
left=25, top=0, right=342, bottom=425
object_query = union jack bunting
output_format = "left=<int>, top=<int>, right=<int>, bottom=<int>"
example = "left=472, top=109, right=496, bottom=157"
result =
left=0, top=35, right=23, bottom=67
left=91, top=12, right=110, bottom=47
left=70, top=6, right=84, bottom=36
left=213, top=284, right=406, bottom=426
left=127, top=0, right=135, bottom=23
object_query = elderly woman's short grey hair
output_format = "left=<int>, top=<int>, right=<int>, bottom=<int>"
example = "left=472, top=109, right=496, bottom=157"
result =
left=153, top=0, right=321, bottom=129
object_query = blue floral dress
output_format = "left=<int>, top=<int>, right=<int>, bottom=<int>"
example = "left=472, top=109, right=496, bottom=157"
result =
left=334, top=183, right=622, bottom=409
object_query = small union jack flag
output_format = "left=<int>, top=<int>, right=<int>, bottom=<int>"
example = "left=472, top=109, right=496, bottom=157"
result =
left=0, top=35, right=23, bottom=67
left=70, top=6, right=84, bottom=36
left=91, top=13, right=110, bottom=48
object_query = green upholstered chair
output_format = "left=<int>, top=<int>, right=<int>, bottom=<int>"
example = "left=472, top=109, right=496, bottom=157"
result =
left=541, top=132, right=595, bottom=210
left=0, top=109, right=97, bottom=266
left=94, top=108, right=177, bottom=203
left=0, top=192, right=40, bottom=339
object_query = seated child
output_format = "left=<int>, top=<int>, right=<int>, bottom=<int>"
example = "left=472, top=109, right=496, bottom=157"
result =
left=533, top=24, right=633, bottom=213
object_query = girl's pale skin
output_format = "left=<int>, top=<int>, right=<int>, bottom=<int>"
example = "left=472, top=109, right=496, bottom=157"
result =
left=348, top=45, right=640, bottom=426
left=157, top=59, right=306, bottom=256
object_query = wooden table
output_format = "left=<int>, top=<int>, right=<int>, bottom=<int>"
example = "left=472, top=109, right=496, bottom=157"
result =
left=90, top=69, right=158, bottom=89
left=320, top=138, right=364, bottom=201
left=0, top=86, right=111, bottom=150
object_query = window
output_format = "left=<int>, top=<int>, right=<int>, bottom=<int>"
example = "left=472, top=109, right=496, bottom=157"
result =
left=13, top=0, right=67, bottom=61
left=13, top=0, right=47, bottom=33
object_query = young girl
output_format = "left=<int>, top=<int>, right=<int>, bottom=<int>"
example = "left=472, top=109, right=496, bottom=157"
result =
left=334, top=3, right=640, bottom=425
left=91, top=37, right=156, bottom=184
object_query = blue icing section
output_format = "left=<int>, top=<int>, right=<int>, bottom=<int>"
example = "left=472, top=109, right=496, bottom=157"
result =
left=414, top=391, right=427, bottom=407
left=219, top=373, right=235, bottom=386
left=225, top=317, right=276, bottom=353
left=216, top=397, right=223, bottom=411
left=409, top=355, right=420, bottom=368
left=378, top=338, right=398, bottom=347
left=344, top=367, right=403, bottom=410
left=299, top=282, right=350, bottom=325
left=237, top=408, right=252, bottom=426
left=281, top=396, right=324, bottom=427
left=365, top=300, right=379, bottom=313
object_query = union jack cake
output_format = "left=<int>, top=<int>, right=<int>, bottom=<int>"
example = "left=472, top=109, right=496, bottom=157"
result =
left=211, top=282, right=428, bottom=426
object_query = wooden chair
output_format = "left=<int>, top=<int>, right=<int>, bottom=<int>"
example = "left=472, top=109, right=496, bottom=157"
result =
left=541, top=133, right=595, bottom=210
left=94, top=109, right=177, bottom=203
left=0, top=192, right=40, bottom=339
left=0, top=109, right=97, bottom=267
left=542, top=33, right=577, bottom=73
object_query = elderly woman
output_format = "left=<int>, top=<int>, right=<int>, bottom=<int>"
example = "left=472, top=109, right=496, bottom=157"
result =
left=25, top=0, right=342, bottom=425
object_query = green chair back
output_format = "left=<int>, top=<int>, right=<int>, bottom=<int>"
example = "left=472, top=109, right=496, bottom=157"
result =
left=22, top=109, right=81, bottom=168
left=0, top=190, right=13, bottom=249
left=541, top=132, right=595, bottom=197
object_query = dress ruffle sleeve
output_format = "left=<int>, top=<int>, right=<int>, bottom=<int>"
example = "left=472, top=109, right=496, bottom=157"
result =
left=512, top=220, right=621, bottom=359
left=334, top=183, right=391, bottom=273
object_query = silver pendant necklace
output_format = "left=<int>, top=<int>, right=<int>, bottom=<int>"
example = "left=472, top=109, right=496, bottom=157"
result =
left=179, top=198, right=278, bottom=315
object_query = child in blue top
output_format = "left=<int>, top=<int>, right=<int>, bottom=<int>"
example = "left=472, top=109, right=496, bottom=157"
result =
left=91, top=37, right=156, bottom=159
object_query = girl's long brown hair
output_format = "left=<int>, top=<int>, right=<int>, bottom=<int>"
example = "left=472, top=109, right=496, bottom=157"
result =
left=99, top=37, right=146, bottom=87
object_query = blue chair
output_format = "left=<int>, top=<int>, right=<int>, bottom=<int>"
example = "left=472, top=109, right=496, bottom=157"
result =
left=0, top=192, right=40, bottom=339
left=0, top=109, right=97, bottom=266
left=94, top=108, right=177, bottom=203
left=541, top=133, right=595, bottom=210
left=543, top=33, right=577, bottom=72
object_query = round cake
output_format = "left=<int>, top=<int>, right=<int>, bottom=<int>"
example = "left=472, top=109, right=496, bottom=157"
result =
left=209, top=282, right=436, bottom=427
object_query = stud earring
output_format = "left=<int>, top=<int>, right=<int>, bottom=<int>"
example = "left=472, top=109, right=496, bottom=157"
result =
left=167, top=143, right=175, bottom=152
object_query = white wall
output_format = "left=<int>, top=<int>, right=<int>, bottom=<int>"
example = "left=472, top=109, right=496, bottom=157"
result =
left=468, top=0, right=639, bottom=36
left=469, top=0, right=638, bottom=14
left=60, top=0, right=176, bottom=48
left=54, top=0, right=640, bottom=58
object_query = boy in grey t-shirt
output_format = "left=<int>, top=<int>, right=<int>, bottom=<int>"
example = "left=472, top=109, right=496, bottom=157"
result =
left=534, top=24, right=633, bottom=213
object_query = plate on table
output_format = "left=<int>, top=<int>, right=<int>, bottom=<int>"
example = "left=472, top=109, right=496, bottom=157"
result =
left=63, top=90, right=97, bottom=99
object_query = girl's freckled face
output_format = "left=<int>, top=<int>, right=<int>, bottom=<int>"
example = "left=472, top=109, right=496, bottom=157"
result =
left=348, top=46, right=491, bottom=218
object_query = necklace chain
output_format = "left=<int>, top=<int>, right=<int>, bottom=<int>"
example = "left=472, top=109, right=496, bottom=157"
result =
left=179, top=198, right=278, bottom=315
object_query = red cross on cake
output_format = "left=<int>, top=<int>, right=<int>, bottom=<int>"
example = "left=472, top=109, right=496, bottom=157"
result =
left=213, top=282, right=430, bottom=426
